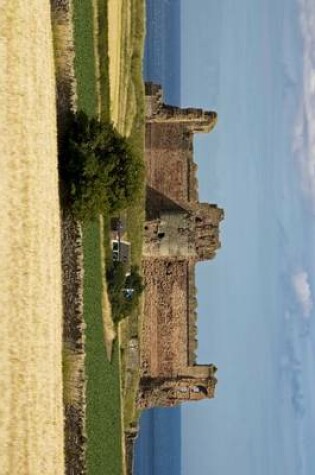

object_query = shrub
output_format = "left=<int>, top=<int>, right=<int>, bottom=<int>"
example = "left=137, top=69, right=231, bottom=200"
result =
left=106, top=263, right=144, bottom=323
left=59, top=111, right=144, bottom=221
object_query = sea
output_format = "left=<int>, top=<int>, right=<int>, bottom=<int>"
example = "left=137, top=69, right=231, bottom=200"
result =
left=134, top=407, right=181, bottom=475
left=133, top=1, right=182, bottom=474
left=143, top=0, right=181, bottom=104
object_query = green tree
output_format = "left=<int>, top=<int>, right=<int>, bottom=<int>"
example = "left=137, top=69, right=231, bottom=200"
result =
left=106, top=263, right=144, bottom=323
left=59, top=112, right=144, bottom=221
left=125, top=266, right=145, bottom=294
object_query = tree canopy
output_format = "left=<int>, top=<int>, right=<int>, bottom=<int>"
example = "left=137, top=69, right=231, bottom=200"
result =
left=59, top=112, right=144, bottom=221
left=106, top=263, right=144, bottom=323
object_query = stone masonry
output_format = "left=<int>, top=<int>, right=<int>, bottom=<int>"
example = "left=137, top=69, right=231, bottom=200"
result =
left=138, top=83, right=224, bottom=409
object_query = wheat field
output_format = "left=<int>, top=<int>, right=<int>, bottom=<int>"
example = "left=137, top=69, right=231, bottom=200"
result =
left=0, top=1, right=64, bottom=473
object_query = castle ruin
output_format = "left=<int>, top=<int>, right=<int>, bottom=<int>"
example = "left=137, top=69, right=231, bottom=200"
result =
left=138, top=83, right=224, bottom=409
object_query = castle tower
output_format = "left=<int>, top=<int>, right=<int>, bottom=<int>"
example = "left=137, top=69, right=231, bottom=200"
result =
left=145, top=82, right=217, bottom=133
left=138, top=365, right=217, bottom=409
left=195, top=203, right=224, bottom=261
left=142, top=203, right=224, bottom=260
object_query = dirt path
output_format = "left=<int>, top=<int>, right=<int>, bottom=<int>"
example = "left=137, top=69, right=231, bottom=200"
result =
left=0, top=1, right=64, bottom=473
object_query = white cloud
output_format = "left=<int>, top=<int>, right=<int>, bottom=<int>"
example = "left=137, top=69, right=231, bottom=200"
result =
left=293, top=0, right=315, bottom=208
left=292, top=271, right=313, bottom=318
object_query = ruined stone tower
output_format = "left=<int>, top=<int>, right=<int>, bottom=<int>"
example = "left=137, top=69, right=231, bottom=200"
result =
left=138, top=83, right=224, bottom=409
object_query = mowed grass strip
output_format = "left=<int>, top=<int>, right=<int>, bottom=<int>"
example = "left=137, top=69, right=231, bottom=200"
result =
left=72, top=1, right=123, bottom=473
left=83, top=223, right=122, bottom=474
left=73, top=0, right=98, bottom=115
left=97, top=0, right=110, bottom=122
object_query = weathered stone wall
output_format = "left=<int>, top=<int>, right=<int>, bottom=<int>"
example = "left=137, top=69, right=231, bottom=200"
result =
left=188, top=263, right=198, bottom=365
left=143, top=205, right=223, bottom=261
left=145, top=122, right=192, bottom=204
left=145, top=82, right=217, bottom=134
left=145, top=81, right=217, bottom=206
left=139, top=83, right=223, bottom=409
left=140, top=259, right=189, bottom=379
left=143, top=211, right=196, bottom=258
left=195, top=203, right=224, bottom=260
left=138, top=370, right=217, bottom=409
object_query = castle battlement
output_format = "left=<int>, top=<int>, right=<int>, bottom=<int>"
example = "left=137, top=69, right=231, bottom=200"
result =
left=139, top=84, right=223, bottom=409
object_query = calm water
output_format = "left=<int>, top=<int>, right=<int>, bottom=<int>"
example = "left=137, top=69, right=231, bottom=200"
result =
left=134, top=408, right=181, bottom=475
left=134, top=1, right=182, bottom=474
left=144, top=0, right=181, bottom=105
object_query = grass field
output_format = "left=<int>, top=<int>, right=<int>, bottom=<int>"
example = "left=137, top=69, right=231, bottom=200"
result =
left=108, top=0, right=145, bottom=138
left=83, top=223, right=122, bottom=474
left=115, top=0, right=146, bottom=432
left=72, top=0, right=123, bottom=473
left=107, top=0, right=146, bottom=267
left=97, top=0, right=110, bottom=122
left=72, top=0, right=146, bottom=470
left=0, top=1, right=64, bottom=473
left=126, top=0, right=146, bottom=264
left=107, top=0, right=125, bottom=128
left=73, top=0, right=98, bottom=116
left=96, top=0, right=146, bottom=435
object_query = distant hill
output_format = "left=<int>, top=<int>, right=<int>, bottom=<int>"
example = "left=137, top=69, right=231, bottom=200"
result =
left=144, top=0, right=181, bottom=105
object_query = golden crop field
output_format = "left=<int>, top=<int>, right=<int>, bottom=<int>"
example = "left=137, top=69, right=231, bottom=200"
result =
left=0, top=1, right=64, bottom=473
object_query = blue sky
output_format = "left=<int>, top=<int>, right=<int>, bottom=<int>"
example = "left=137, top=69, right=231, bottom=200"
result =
left=180, top=1, right=315, bottom=474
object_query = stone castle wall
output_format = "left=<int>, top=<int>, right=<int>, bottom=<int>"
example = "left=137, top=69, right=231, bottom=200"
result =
left=145, top=122, right=192, bottom=204
left=143, top=211, right=196, bottom=258
left=145, top=82, right=217, bottom=133
left=139, top=83, right=223, bottom=409
left=141, top=258, right=189, bottom=379
left=143, top=204, right=223, bottom=261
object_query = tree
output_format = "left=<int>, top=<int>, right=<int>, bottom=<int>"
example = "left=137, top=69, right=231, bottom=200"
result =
left=106, top=263, right=144, bottom=323
left=59, top=112, right=144, bottom=221
left=125, top=266, right=145, bottom=295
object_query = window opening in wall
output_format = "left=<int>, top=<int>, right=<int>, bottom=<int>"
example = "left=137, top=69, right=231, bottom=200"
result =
left=191, top=386, right=200, bottom=393
left=178, top=387, right=188, bottom=393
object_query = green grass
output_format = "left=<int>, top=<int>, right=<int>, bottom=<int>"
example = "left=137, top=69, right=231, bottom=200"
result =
left=72, top=1, right=123, bottom=474
left=125, top=0, right=146, bottom=265
left=119, top=0, right=146, bottom=430
left=73, top=0, right=98, bottom=115
left=83, top=222, right=122, bottom=475
left=97, top=0, right=110, bottom=122
left=73, top=0, right=146, bottom=465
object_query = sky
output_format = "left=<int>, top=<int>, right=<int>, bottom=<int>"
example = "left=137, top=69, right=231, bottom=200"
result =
left=180, top=1, right=315, bottom=474
left=136, top=1, right=315, bottom=474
